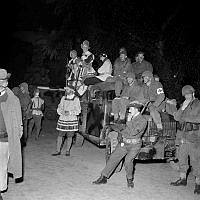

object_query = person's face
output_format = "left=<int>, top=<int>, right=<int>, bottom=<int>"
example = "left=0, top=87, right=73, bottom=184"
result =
left=0, top=80, right=8, bottom=92
left=100, top=56, right=105, bottom=61
left=35, top=92, right=39, bottom=97
left=127, top=107, right=137, bottom=121
left=136, top=54, right=144, bottom=62
left=20, top=86, right=25, bottom=94
left=143, top=76, right=151, bottom=84
left=82, top=46, right=88, bottom=53
left=70, top=52, right=77, bottom=59
left=120, top=54, right=126, bottom=61
left=184, top=93, right=193, bottom=101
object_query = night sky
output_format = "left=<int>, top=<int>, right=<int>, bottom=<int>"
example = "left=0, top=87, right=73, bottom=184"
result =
left=0, top=0, right=200, bottom=89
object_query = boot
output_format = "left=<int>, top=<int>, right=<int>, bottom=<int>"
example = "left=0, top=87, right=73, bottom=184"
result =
left=194, top=184, right=200, bottom=195
left=52, top=136, right=63, bottom=156
left=170, top=178, right=187, bottom=186
left=92, top=175, right=107, bottom=184
left=127, top=177, right=134, bottom=188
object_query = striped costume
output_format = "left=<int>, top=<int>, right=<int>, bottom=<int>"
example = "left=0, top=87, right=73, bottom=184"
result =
left=56, top=94, right=81, bottom=132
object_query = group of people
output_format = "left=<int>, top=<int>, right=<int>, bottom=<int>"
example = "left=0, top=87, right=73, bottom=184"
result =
left=1, top=39, right=200, bottom=199
left=64, top=40, right=200, bottom=195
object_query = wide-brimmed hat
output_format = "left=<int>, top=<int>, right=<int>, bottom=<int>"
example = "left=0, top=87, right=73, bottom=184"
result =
left=0, top=69, right=11, bottom=81
left=81, top=40, right=90, bottom=49
left=142, top=70, right=153, bottom=78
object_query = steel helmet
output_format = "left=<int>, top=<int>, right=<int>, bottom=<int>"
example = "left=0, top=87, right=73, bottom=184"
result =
left=142, top=70, right=153, bottom=78
left=181, top=85, right=195, bottom=96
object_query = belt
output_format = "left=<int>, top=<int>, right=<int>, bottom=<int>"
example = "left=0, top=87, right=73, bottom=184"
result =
left=123, top=138, right=141, bottom=144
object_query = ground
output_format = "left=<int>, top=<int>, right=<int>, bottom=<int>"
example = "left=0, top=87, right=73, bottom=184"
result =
left=2, top=120, right=199, bottom=200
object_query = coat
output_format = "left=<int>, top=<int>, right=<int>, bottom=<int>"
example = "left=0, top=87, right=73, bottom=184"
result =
left=1, top=88, right=23, bottom=179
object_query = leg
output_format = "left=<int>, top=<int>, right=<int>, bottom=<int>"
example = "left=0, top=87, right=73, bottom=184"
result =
left=28, top=118, right=35, bottom=138
left=170, top=142, right=188, bottom=186
left=0, top=142, right=9, bottom=192
left=93, top=144, right=127, bottom=184
left=62, top=131, right=74, bottom=156
left=52, top=131, right=65, bottom=156
left=111, top=98, right=120, bottom=120
left=114, top=77, right=123, bottom=97
left=149, top=106, right=163, bottom=130
left=124, top=143, right=141, bottom=188
left=34, top=115, right=42, bottom=140
left=118, top=98, right=130, bottom=120
left=22, top=119, right=28, bottom=146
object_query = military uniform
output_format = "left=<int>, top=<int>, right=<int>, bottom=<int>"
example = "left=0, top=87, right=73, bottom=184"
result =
left=93, top=103, right=147, bottom=188
left=142, top=73, right=165, bottom=129
left=171, top=86, right=200, bottom=194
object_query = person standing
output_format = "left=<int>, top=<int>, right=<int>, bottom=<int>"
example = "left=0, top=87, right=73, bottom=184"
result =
left=92, top=102, right=147, bottom=188
left=0, top=69, right=23, bottom=200
left=52, top=86, right=81, bottom=156
left=170, top=85, right=200, bottom=195
left=18, top=82, right=32, bottom=146
left=28, top=88, right=44, bottom=140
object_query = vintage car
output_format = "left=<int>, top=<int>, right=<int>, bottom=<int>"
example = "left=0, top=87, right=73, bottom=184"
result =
left=77, top=89, right=178, bottom=161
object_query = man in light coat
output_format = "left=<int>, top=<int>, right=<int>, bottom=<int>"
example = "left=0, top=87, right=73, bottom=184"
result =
left=0, top=69, right=23, bottom=200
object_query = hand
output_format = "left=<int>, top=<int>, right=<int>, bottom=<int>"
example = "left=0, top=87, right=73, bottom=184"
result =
left=63, top=111, right=69, bottom=115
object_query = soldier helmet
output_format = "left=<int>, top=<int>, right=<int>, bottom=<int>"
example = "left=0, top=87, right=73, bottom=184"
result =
left=81, top=40, right=90, bottom=49
left=182, top=85, right=195, bottom=96
left=119, top=47, right=127, bottom=55
left=142, top=70, right=153, bottom=78
left=127, top=72, right=135, bottom=79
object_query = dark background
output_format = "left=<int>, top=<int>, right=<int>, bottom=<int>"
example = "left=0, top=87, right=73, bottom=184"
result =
left=0, top=0, right=200, bottom=101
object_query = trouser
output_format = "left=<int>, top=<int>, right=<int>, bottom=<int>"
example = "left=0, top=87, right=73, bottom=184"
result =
left=56, top=131, right=74, bottom=153
left=28, top=115, right=42, bottom=139
left=102, top=142, right=141, bottom=179
left=177, top=140, right=200, bottom=181
left=91, top=76, right=127, bottom=97
left=22, top=118, right=31, bottom=145
left=0, top=142, right=9, bottom=191
left=148, top=105, right=163, bottom=129
left=112, top=98, right=130, bottom=119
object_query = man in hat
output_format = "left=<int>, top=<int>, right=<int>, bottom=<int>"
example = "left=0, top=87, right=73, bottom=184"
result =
left=52, top=86, right=81, bottom=156
left=170, top=85, right=200, bottom=195
left=28, top=88, right=45, bottom=140
left=132, top=52, right=153, bottom=79
left=142, top=70, right=165, bottom=130
left=0, top=69, right=23, bottom=200
left=18, top=82, right=32, bottom=146
left=92, top=102, right=147, bottom=188
left=111, top=72, right=145, bottom=123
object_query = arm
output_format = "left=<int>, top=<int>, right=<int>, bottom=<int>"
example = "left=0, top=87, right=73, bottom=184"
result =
left=57, top=97, right=64, bottom=116
left=84, top=54, right=94, bottom=65
left=153, top=93, right=165, bottom=107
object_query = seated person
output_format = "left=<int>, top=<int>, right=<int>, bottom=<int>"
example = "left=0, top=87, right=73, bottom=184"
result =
left=141, top=71, right=165, bottom=130
left=83, top=53, right=112, bottom=86
left=90, top=48, right=132, bottom=97
left=111, top=72, right=145, bottom=123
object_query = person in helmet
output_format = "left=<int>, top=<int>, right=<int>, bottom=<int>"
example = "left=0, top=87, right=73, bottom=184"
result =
left=28, top=88, right=45, bottom=140
left=142, top=70, right=165, bottom=130
left=170, top=85, right=200, bottom=195
left=132, top=52, right=153, bottom=79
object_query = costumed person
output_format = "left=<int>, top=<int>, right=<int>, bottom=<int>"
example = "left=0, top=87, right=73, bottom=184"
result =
left=0, top=69, right=23, bottom=200
left=132, top=51, right=153, bottom=79
left=92, top=102, right=147, bottom=188
left=90, top=47, right=132, bottom=98
left=83, top=53, right=112, bottom=86
left=111, top=72, right=145, bottom=123
left=52, top=86, right=81, bottom=156
left=28, top=88, right=45, bottom=140
left=142, top=71, right=165, bottom=130
left=18, top=82, right=32, bottom=146
left=170, top=85, right=200, bottom=195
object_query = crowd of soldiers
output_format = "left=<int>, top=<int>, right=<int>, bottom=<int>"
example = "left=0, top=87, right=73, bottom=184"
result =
left=0, top=39, right=200, bottom=199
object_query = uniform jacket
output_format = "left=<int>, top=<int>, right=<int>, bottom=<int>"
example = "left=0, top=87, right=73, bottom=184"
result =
left=121, top=114, right=147, bottom=139
left=131, top=60, right=153, bottom=75
left=1, top=88, right=23, bottom=179
left=113, top=57, right=132, bottom=77
left=143, top=79, right=165, bottom=107
left=174, top=98, right=200, bottom=143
